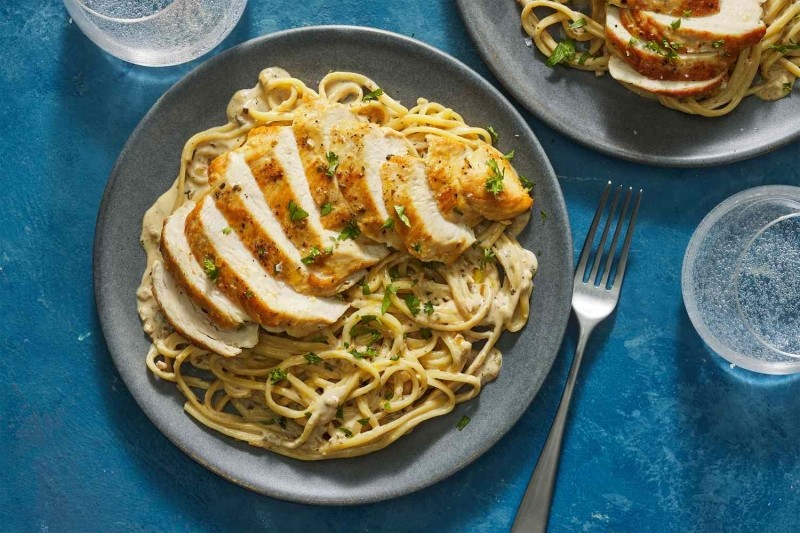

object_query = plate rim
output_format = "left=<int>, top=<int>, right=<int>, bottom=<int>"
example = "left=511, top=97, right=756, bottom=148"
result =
left=455, top=0, right=800, bottom=168
left=93, top=24, right=573, bottom=505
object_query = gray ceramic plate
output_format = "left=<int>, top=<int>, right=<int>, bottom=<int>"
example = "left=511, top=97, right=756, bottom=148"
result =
left=457, top=0, right=800, bottom=167
left=94, top=26, right=573, bottom=505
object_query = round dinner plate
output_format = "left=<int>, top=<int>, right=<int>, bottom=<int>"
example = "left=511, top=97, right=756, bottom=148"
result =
left=456, top=1, right=800, bottom=167
left=93, top=26, right=573, bottom=505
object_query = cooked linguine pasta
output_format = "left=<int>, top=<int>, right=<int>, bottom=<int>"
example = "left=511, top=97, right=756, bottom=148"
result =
left=137, top=69, right=538, bottom=459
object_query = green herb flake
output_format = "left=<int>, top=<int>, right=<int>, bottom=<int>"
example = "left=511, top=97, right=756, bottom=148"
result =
left=336, top=405, right=344, bottom=419
left=419, top=328, right=432, bottom=340
left=768, top=41, right=800, bottom=53
left=518, top=174, right=535, bottom=193
left=360, top=281, right=371, bottom=295
left=203, top=257, right=220, bottom=282
left=578, top=52, right=591, bottom=65
left=486, top=159, right=505, bottom=196
left=480, top=247, right=496, bottom=269
left=288, top=200, right=309, bottom=222
left=384, top=391, right=394, bottom=401
left=712, top=39, right=725, bottom=49
left=783, top=82, right=793, bottom=92
left=569, top=17, right=587, bottom=30
left=629, top=37, right=638, bottom=46
left=320, top=203, right=333, bottom=216
left=546, top=38, right=576, bottom=67
left=244, top=290, right=254, bottom=299
left=269, top=368, right=287, bottom=385
left=362, top=87, right=384, bottom=102
left=541, top=210, right=548, bottom=223
left=357, top=418, right=370, bottom=426
left=338, top=427, right=353, bottom=438
left=424, top=301, right=434, bottom=315
left=682, top=9, right=693, bottom=17
left=381, top=284, right=398, bottom=314
left=394, top=205, right=411, bottom=227
left=412, top=242, right=422, bottom=253
left=301, top=246, right=321, bottom=264
left=390, top=354, right=400, bottom=361
left=503, top=150, right=515, bottom=161
left=388, top=265, right=400, bottom=280
left=382, top=216, right=395, bottom=230
left=304, top=352, right=323, bottom=364
left=671, top=18, right=681, bottom=30
left=486, top=125, right=500, bottom=144
left=456, top=415, right=471, bottom=431
left=222, top=227, right=232, bottom=235
left=404, top=294, right=421, bottom=316
left=383, top=401, right=391, bottom=411
left=325, top=151, right=339, bottom=178
left=338, top=219, right=361, bottom=241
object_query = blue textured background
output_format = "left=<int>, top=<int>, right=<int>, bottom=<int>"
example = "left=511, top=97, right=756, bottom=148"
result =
left=2, top=1, right=799, bottom=531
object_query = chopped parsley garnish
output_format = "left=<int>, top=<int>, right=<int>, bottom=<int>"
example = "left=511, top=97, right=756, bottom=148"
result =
left=301, top=246, right=321, bottom=264
left=404, top=294, right=421, bottom=316
left=304, top=352, right=323, bottom=364
left=244, top=290, right=254, bottom=299
left=269, top=368, right=287, bottom=384
left=518, top=174, right=534, bottom=193
left=546, top=38, right=576, bottom=67
left=419, top=328, right=432, bottom=340
left=357, top=418, right=370, bottom=426
left=394, top=205, right=411, bottom=227
left=383, top=401, right=391, bottom=411
left=382, top=216, right=395, bottom=230
left=381, top=284, right=398, bottom=314
left=338, top=219, right=360, bottom=240
left=783, top=82, right=793, bottom=92
left=682, top=9, right=692, bottom=16
left=278, top=416, right=287, bottom=429
left=257, top=247, right=267, bottom=258
left=486, top=159, right=505, bottom=196
left=203, top=257, right=220, bottom=282
left=412, top=242, right=422, bottom=253
left=712, top=39, right=725, bottom=49
left=362, top=87, right=384, bottom=102
left=480, top=247, right=496, bottom=269
left=768, top=41, right=800, bottom=53
left=336, top=405, right=344, bottom=419
left=384, top=391, right=394, bottom=401
left=503, top=150, right=515, bottom=161
left=359, top=314, right=377, bottom=324
left=349, top=347, right=378, bottom=359
left=222, top=227, right=232, bottom=235
left=671, top=18, right=681, bottom=30
left=338, top=427, right=353, bottom=438
left=578, top=52, right=591, bottom=65
left=288, top=200, right=308, bottom=221
left=541, top=210, right=548, bottom=223
left=320, top=203, right=333, bottom=216
left=569, top=17, right=587, bottom=30
left=360, top=280, right=371, bottom=295
left=388, top=265, right=400, bottom=280
left=456, top=415, right=471, bottom=431
left=424, top=301, right=434, bottom=315
left=389, top=354, right=400, bottom=361
left=325, top=151, right=339, bottom=178
left=486, top=125, right=500, bottom=144
left=629, top=37, right=638, bottom=46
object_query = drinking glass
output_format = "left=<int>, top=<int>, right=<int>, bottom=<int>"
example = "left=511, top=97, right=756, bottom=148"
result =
left=63, top=0, right=247, bottom=67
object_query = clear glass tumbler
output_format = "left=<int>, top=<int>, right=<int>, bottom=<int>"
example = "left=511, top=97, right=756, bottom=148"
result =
left=63, top=0, right=247, bottom=67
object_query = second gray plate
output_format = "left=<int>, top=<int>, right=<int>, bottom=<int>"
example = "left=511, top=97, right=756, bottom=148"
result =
left=94, top=26, right=573, bottom=504
left=457, top=0, right=800, bottom=167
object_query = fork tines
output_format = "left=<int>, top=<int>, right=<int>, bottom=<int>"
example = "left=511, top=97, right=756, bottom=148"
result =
left=576, top=182, right=642, bottom=291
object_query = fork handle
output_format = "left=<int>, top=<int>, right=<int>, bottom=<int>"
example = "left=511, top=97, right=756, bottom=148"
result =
left=511, top=322, right=595, bottom=533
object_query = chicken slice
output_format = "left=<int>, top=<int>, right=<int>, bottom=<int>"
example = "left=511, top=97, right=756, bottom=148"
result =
left=607, top=0, right=720, bottom=17
left=207, top=151, right=345, bottom=296
left=151, top=260, right=259, bottom=357
left=630, top=0, right=765, bottom=53
left=382, top=155, right=475, bottom=264
left=184, top=197, right=349, bottom=331
left=161, top=201, right=251, bottom=328
left=330, top=122, right=408, bottom=249
left=607, top=6, right=734, bottom=81
left=608, top=55, right=727, bottom=97
left=425, top=135, right=533, bottom=223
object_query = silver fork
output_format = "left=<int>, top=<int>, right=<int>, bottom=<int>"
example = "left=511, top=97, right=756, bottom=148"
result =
left=512, top=182, right=642, bottom=533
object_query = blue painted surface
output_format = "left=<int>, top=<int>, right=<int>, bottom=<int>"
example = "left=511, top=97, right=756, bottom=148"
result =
left=2, top=1, right=799, bottom=531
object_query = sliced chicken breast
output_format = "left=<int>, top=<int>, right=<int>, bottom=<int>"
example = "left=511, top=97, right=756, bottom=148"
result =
left=184, top=198, right=349, bottom=330
left=207, top=151, right=344, bottom=296
left=292, top=96, right=360, bottom=233
left=607, top=6, right=734, bottom=81
left=330, top=121, right=408, bottom=249
left=424, top=136, right=533, bottom=225
left=630, top=0, right=765, bottom=53
left=161, top=201, right=251, bottom=328
left=218, top=125, right=387, bottom=286
left=151, top=260, right=259, bottom=357
left=382, top=155, right=475, bottom=264
left=608, top=55, right=727, bottom=96
left=607, top=0, right=720, bottom=17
